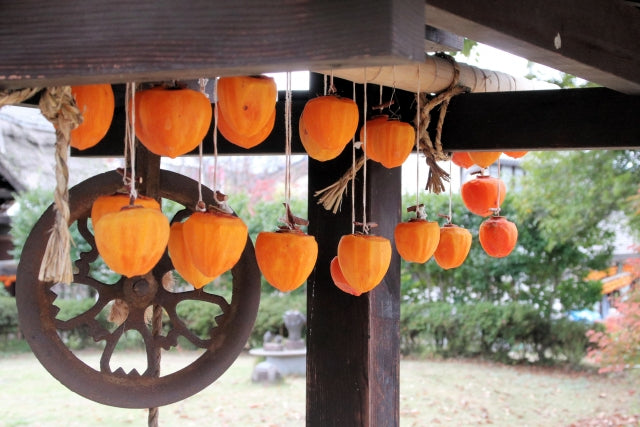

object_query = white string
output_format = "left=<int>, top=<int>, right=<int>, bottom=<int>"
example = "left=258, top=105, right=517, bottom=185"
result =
left=362, top=68, right=368, bottom=232
left=323, top=74, right=327, bottom=96
left=125, top=82, right=137, bottom=201
left=212, top=78, right=220, bottom=204
left=448, top=160, right=453, bottom=223
left=197, top=78, right=209, bottom=205
left=415, top=66, right=421, bottom=211
left=351, top=81, right=357, bottom=234
left=284, top=72, right=292, bottom=207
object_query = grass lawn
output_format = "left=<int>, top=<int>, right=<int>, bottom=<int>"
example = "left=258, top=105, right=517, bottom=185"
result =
left=0, top=350, right=638, bottom=426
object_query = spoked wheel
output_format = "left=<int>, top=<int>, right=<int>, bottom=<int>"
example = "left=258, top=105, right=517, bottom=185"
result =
left=16, top=170, right=261, bottom=408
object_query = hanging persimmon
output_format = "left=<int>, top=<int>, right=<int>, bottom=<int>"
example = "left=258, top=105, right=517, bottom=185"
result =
left=182, top=209, right=248, bottom=279
left=168, top=222, right=215, bottom=289
left=394, top=219, right=440, bottom=263
left=504, top=151, right=528, bottom=159
left=337, top=234, right=391, bottom=294
left=330, top=256, right=361, bottom=296
left=461, top=175, right=506, bottom=217
left=134, top=86, right=212, bottom=158
left=433, top=223, right=472, bottom=270
left=91, top=194, right=160, bottom=225
left=94, top=206, right=170, bottom=277
left=468, top=151, right=501, bottom=168
left=255, top=230, right=318, bottom=292
left=479, top=216, right=518, bottom=258
left=299, top=112, right=346, bottom=161
left=70, top=84, right=115, bottom=150
left=217, top=105, right=276, bottom=149
left=451, top=152, right=475, bottom=169
left=299, top=95, right=359, bottom=161
left=216, top=76, right=277, bottom=143
left=360, top=116, right=415, bottom=168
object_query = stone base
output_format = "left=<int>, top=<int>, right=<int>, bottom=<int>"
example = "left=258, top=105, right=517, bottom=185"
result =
left=251, top=361, right=283, bottom=384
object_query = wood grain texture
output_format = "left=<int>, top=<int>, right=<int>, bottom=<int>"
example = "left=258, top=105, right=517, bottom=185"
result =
left=424, top=0, right=640, bottom=94
left=0, top=0, right=423, bottom=89
left=306, top=74, right=401, bottom=426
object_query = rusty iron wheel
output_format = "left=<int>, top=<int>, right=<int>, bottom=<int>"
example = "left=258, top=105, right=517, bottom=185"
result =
left=16, top=170, right=261, bottom=408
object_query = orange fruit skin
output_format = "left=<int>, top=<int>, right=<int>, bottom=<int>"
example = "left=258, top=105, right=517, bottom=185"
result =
left=182, top=211, right=248, bottom=279
left=168, top=222, right=215, bottom=289
left=94, top=207, right=170, bottom=278
left=361, top=116, right=415, bottom=168
left=337, top=234, right=391, bottom=294
left=299, top=95, right=359, bottom=160
left=217, top=76, right=277, bottom=136
left=468, top=151, right=502, bottom=168
left=433, top=224, right=472, bottom=270
left=330, top=256, right=361, bottom=296
left=451, top=152, right=475, bottom=169
left=134, top=87, right=212, bottom=158
left=479, top=216, right=518, bottom=258
left=504, top=151, right=528, bottom=159
left=91, top=194, right=160, bottom=225
left=461, top=175, right=507, bottom=217
left=70, top=84, right=115, bottom=150
left=255, top=231, right=318, bottom=293
left=299, top=112, right=346, bottom=161
left=217, top=104, right=275, bottom=149
left=394, top=220, right=440, bottom=263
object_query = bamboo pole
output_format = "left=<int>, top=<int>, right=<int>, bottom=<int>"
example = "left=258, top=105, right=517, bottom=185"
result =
left=315, top=55, right=557, bottom=93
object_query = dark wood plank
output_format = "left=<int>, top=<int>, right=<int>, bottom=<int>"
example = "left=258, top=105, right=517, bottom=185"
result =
left=439, top=87, right=640, bottom=151
left=0, top=0, right=424, bottom=89
left=424, top=0, right=640, bottom=94
left=424, top=25, right=464, bottom=52
left=306, top=73, right=401, bottom=427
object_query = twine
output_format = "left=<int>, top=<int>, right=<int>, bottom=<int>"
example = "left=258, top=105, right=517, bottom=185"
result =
left=0, top=87, right=42, bottom=108
left=418, top=54, right=468, bottom=194
left=37, top=87, right=82, bottom=284
left=314, top=156, right=365, bottom=214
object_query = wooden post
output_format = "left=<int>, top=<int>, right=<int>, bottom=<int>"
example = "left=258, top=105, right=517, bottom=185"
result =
left=306, top=74, right=401, bottom=426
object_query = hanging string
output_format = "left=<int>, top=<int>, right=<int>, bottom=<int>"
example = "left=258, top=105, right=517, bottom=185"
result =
left=415, top=65, right=422, bottom=214
left=448, top=160, right=453, bottom=223
left=493, top=157, right=502, bottom=216
left=351, top=81, right=357, bottom=234
left=211, top=78, right=221, bottom=208
left=196, top=78, right=209, bottom=206
left=124, top=82, right=137, bottom=202
left=284, top=72, right=292, bottom=207
left=361, top=69, right=368, bottom=233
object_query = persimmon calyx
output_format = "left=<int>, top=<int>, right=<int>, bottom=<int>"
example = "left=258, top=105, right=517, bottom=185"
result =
left=278, top=203, right=309, bottom=232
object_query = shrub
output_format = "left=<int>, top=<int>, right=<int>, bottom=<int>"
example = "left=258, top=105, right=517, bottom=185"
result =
left=0, top=296, right=18, bottom=337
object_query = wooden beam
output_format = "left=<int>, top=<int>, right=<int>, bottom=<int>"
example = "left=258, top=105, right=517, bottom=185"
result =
left=0, top=0, right=424, bottom=89
left=424, top=25, right=463, bottom=52
left=306, top=74, right=401, bottom=426
left=424, top=0, right=640, bottom=94
left=439, top=87, right=640, bottom=151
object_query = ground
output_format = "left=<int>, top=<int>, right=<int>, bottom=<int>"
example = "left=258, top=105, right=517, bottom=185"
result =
left=0, top=351, right=637, bottom=426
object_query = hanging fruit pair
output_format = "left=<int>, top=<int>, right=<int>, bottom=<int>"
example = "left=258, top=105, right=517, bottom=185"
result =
left=134, top=85, right=212, bottom=158
left=360, top=116, right=415, bottom=168
left=255, top=206, right=318, bottom=293
left=451, top=152, right=475, bottom=169
left=330, top=256, right=361, bottom=296
left=168, top=222, right=215, bottom=289
left=181, top=207, right=248, bottom=279
left=337, top=233, right=391, bottom=294
left=70, top=84, right=115, bottom=150
left=394, top=206, right=440, bottom=263
left=433, top=223, right=472, bottom=270
left=461, top=174, right=506, bottom=217
left=216, top=75, right=277, bottom=149
left=91, top=193, right=160, bottom=225
left=94, top=206, right=170, bottom=277
left=479, top=215, right=518, bottom=258
left=299, top=95, right=359, bottom=161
